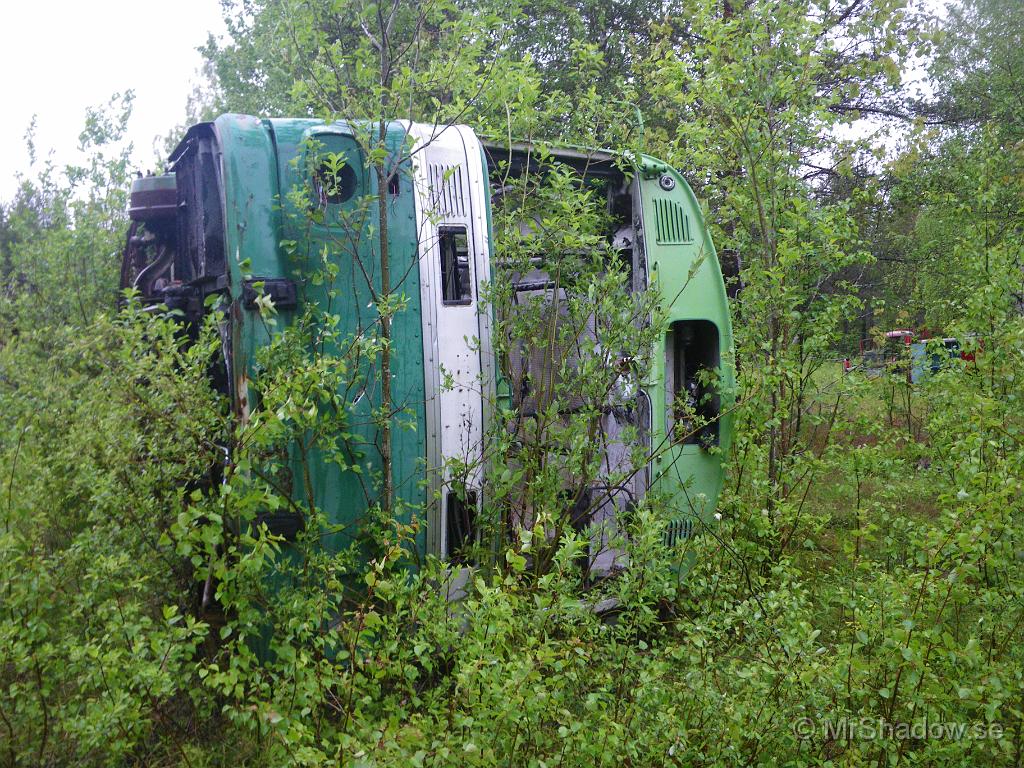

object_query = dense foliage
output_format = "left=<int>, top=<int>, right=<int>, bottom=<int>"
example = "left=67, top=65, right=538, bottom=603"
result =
left=2, top=0, right=1023, bottom=765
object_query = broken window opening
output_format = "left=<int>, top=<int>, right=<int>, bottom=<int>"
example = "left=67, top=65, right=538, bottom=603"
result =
left=439, top=226, right=472, bottom=305
left=313, top=159, right=358, bottom=206
left=665, top=320, right=721, bottom=447
left=446, top=490, right=478, bottom=564
left=506, top=286, right=590, bottom=416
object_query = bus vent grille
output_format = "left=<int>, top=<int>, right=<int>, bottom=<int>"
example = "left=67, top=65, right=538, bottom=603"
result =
left=664, top=516, right=695, bottom=546
left=654, top=198, right=693, bottom=245
left=429, top=163, right=467, bottom=217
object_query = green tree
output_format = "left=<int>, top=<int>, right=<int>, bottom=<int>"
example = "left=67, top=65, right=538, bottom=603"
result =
left=0, top=94, right=133, bottom=336
left=639, top=0, right=915, bottom=540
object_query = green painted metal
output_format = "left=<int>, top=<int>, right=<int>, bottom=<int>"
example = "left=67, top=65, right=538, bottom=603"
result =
left=635, top=158, right=735, bottom=527
left=215, top=115, right=428, bottom=559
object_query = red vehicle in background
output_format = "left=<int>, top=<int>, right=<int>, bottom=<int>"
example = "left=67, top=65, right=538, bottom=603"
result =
left=852, top=328, right=980, bottom=381
left=858, top=329, right=914, bottom=373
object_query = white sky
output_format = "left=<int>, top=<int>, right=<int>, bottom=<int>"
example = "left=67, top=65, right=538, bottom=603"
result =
left=0, top=0, right=225, bottom=203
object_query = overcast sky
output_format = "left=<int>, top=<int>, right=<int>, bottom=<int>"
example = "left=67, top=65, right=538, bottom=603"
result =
left=0, top=0, right=225, bottom=202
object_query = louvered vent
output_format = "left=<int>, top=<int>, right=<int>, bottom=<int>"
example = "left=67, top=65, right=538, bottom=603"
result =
left=428, top=163, right=467, bottom=217
left=664, top=516, right=695, bottom=546
left=654, top=198, right=693, bottom=245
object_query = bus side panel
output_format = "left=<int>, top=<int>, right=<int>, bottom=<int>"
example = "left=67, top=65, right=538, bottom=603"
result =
left=221, top=116, right=428, bottom=559
left=638, top=166, right=735, bottom=528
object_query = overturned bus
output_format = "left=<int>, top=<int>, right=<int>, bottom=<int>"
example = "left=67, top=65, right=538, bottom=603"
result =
left=121, top=114, right=734, bottom=575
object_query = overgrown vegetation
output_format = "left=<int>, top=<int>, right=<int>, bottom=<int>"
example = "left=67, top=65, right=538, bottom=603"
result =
left=2, top=0, right=1023, bottom=765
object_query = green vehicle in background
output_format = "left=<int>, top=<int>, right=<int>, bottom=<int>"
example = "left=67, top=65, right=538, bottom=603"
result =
left=121, top=114, right=734, bottom=576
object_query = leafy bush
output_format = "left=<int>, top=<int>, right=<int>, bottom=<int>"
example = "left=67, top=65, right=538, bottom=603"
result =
left=0, top=306, right=225, bottom=764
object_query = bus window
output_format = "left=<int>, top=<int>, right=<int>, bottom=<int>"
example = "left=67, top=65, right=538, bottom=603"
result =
left=666, top=320, right=720, bottom=446
left=446, top=490, right=478, bottom=564
left=439, top=226, right=472, bottom=305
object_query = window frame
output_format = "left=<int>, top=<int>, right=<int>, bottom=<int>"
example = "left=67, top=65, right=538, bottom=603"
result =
left=438, top=225, right=473, bottom=306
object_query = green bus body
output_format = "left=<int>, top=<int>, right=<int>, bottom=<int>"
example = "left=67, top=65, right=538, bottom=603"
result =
left=121, top=114, right=734, bottom=570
